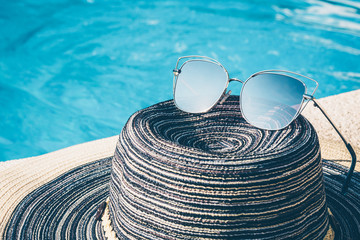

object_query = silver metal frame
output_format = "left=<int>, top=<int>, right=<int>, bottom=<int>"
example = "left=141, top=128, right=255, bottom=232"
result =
left=173, top=55, right=357, bottom=194
left=173, top=56, right=231, bottom=114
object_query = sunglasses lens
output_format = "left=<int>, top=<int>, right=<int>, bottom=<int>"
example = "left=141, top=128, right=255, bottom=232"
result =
left=241, top=73, right=305, bottom=130
left=174, top=60, right=228, bottom=113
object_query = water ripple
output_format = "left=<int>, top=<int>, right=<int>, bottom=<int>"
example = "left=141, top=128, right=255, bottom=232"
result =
left=274, top=0, right=360, bottom=36
left=0, top=0, right=359, bottom=161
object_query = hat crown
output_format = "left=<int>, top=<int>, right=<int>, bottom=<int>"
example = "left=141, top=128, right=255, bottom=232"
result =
left=109, top=96, right=329, bottom=239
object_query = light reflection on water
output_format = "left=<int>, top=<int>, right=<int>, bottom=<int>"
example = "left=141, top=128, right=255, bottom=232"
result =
left=0, top=0, right=359, bottom=161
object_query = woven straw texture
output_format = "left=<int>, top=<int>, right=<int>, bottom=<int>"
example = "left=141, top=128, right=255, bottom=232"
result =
left=0, top=135, right=118, bottom=236
left=3, top=157, right=360, bottom=240
left=109, top=96, right=330, bottom=239
left=1, top=93, right=359, bottom=240
left=2, top=157, right=112, bottom=239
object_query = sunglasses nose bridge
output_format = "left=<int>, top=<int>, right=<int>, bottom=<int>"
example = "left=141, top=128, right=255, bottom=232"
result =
left=229, top=78, right=244, bottom=84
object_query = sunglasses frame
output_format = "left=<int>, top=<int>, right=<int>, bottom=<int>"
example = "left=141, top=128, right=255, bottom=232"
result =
left=173, top=56, right=231, bottom=114
left=173, top=55, right=357, bottom=194
left=173, top=56, right=318, bottom=129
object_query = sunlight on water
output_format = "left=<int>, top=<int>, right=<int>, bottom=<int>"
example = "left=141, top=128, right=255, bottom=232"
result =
left=0, top=0, right=359, bottom=161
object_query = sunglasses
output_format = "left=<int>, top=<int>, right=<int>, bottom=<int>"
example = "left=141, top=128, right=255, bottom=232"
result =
left=172, top=55, right=356, bottom=194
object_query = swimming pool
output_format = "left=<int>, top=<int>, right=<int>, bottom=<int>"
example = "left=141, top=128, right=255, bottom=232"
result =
left=1, top=0, right=359, bottom=161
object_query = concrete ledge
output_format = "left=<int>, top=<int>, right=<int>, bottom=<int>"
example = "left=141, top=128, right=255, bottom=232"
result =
left=303, top=89, right=360, bottom=170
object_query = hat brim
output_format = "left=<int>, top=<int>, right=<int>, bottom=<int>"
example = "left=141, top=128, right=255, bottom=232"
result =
left=322, top=160, right=360, bottom=238
left=1, top=155, right=359, bottom=239
left=2, top=157, right=112, bottom=239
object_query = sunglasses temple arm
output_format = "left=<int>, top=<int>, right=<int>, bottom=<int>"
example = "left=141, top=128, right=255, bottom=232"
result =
left=311, top=98, right=357, bottom=194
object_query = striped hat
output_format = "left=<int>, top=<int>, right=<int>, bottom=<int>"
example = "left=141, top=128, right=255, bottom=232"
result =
left=1, top=96, right=359, bottom=239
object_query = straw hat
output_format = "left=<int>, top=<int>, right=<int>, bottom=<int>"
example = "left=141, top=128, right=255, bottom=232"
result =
left=1, top=96, right=359, bottom=240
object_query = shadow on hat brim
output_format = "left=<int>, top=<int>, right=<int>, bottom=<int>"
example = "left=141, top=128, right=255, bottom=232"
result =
left=322, top=160, right=360, bottom=239
left=1, top=157, right=359, bottom=240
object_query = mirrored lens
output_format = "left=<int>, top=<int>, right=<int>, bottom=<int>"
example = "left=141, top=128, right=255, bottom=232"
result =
left=174, top=60, right=228, bottom=113
left=241, top=73, right=305, bottom=130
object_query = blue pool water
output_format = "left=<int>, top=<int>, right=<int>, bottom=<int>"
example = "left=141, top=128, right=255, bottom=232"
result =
left=1, top=0, right=360, bottom=161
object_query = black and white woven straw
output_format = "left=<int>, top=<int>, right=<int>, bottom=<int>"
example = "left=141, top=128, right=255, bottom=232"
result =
left=109, top=95, right=355, bottom=239
left=2, top=96, right=360, bottom=240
